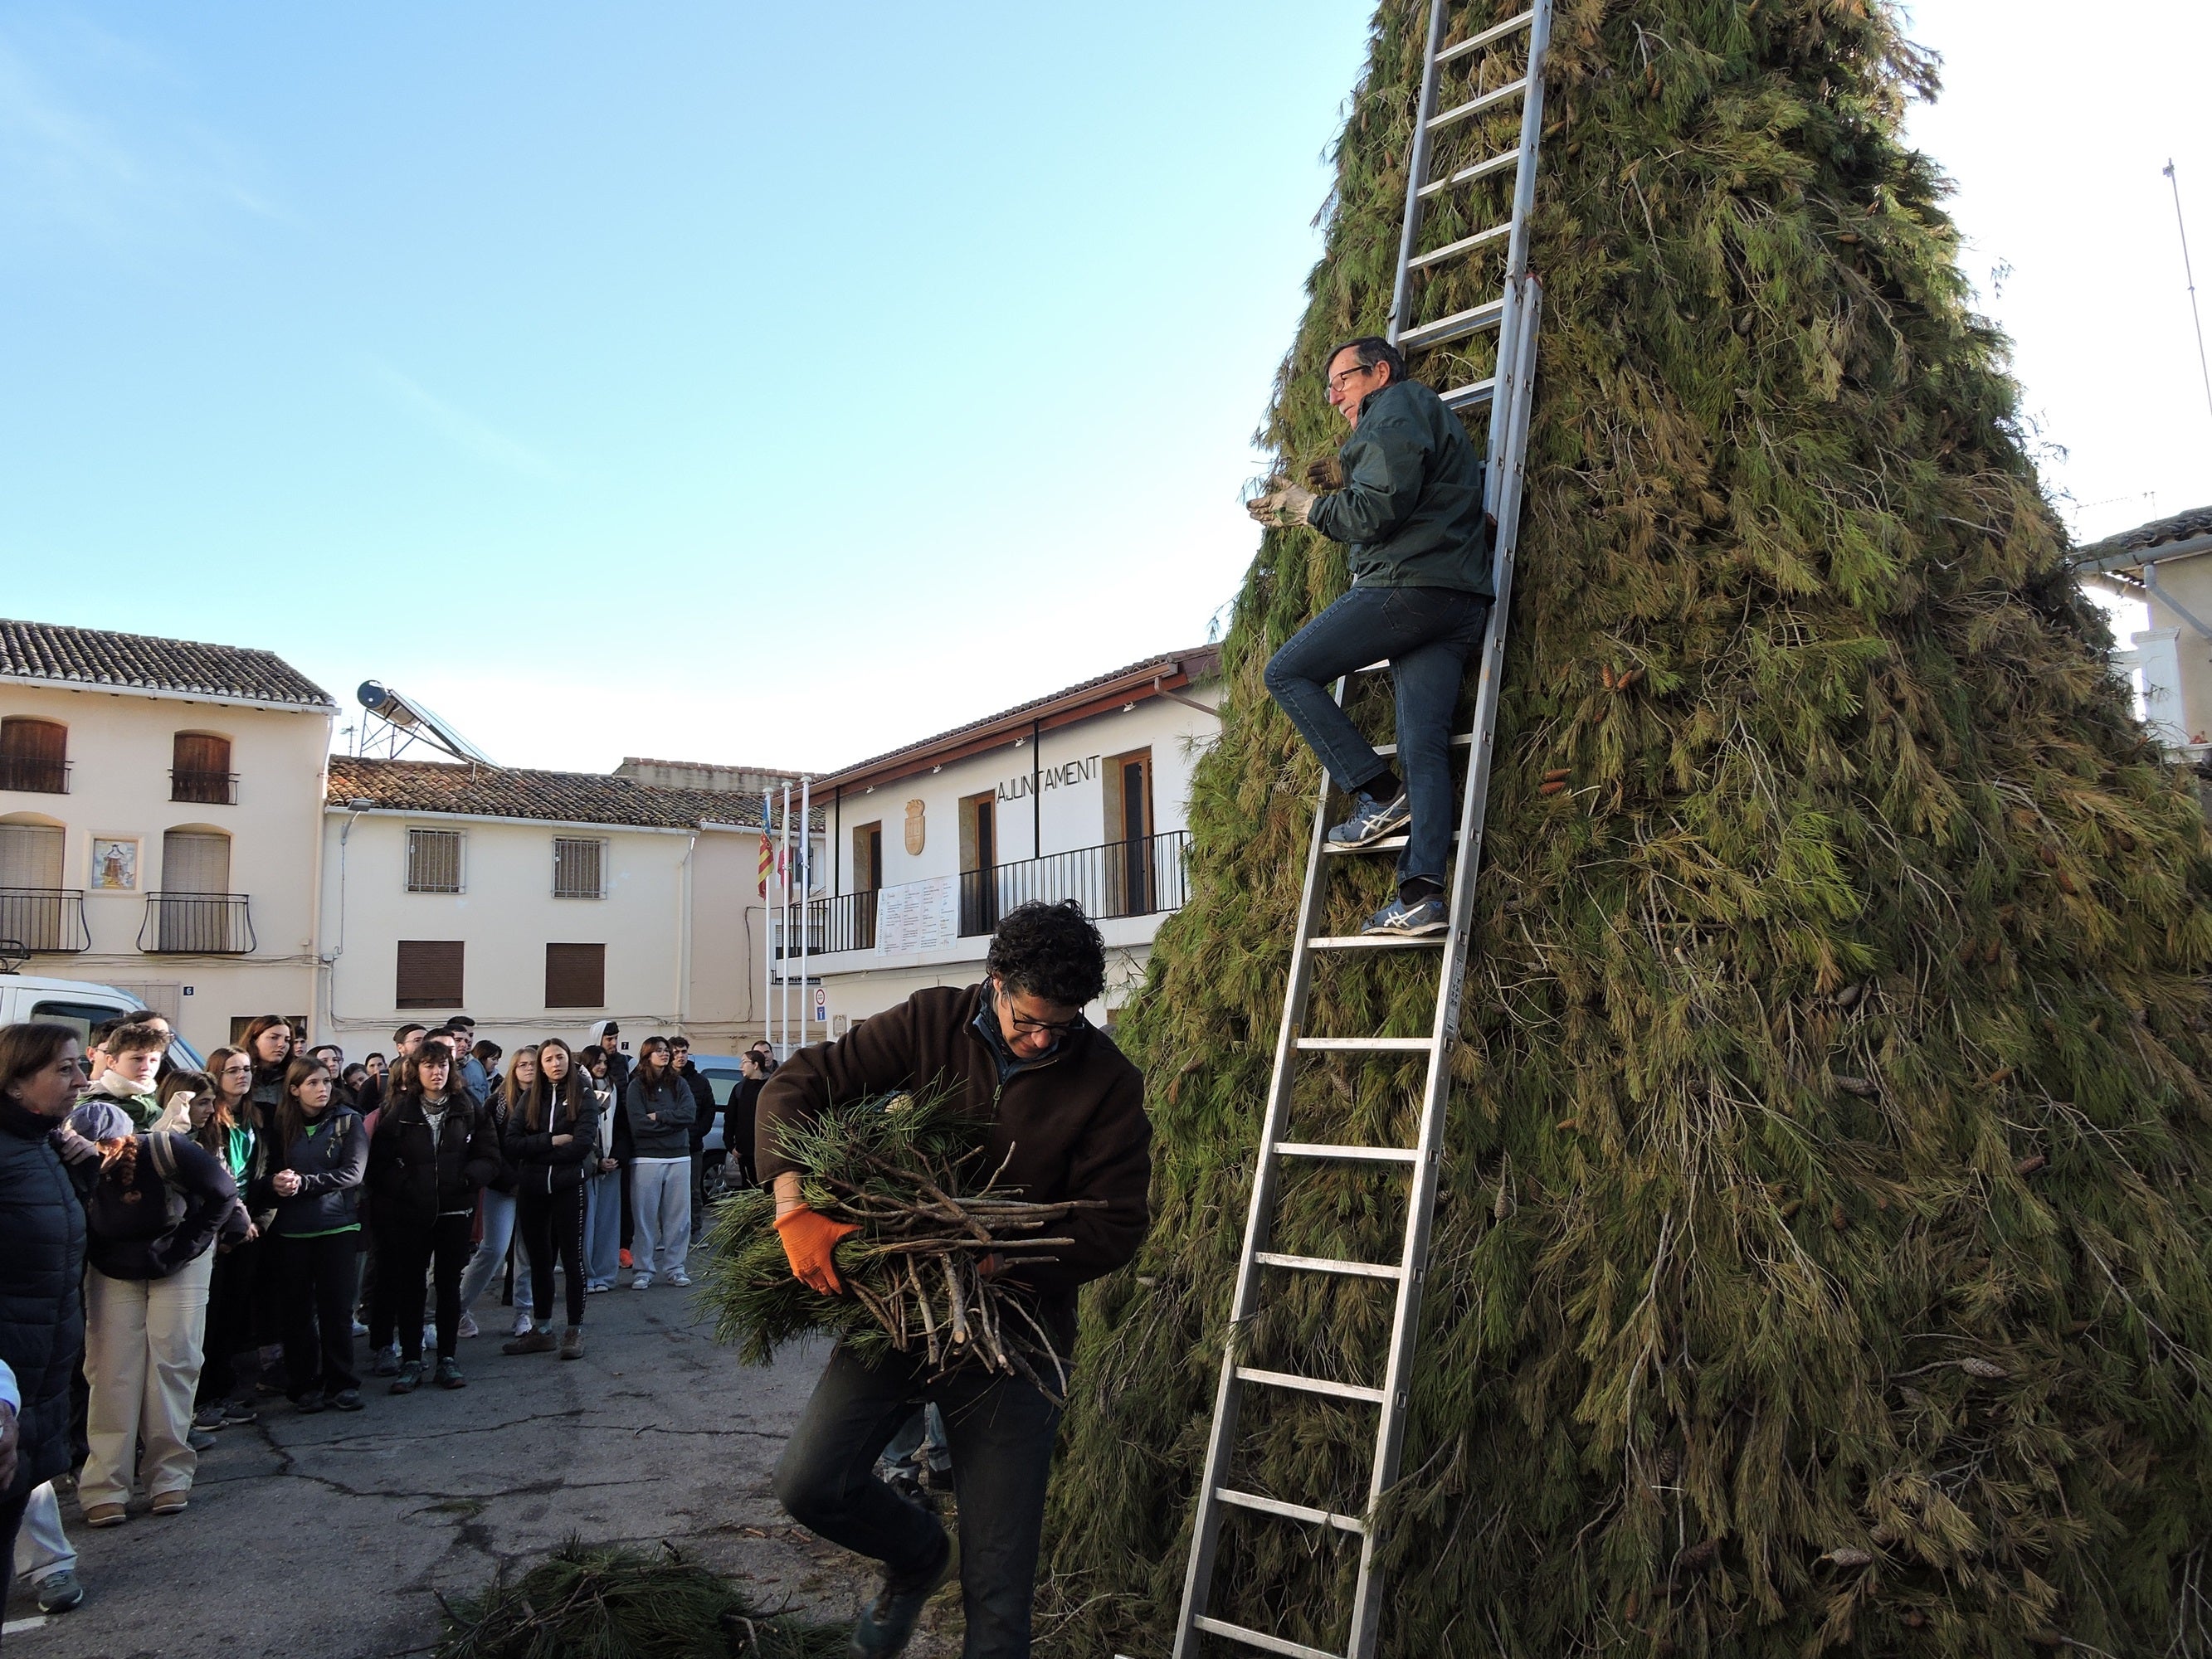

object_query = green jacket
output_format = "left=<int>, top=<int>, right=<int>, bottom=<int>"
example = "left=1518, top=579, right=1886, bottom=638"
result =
left=1306, top=377, right=1491, bottom=596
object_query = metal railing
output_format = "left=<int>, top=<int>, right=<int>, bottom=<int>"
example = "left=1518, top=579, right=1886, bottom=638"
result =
left=138, top=892, right=256, bottom=955
left=776, top=831, right=1189, bottom=957
left=0, top=888, right=90, bottom=953
left=0, top=757, right=70, bottom=795
left=170, top=770, right=240, bottom=805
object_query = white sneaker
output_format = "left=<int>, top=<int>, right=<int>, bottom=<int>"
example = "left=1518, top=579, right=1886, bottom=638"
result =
left=667, top=1271, right=692, bottom=1287
left=457, top=1312, right=480, bottom=1340
left=631, top=1274, right=653, bottom=1291
left=511, top=1311, right=534, bottom=1338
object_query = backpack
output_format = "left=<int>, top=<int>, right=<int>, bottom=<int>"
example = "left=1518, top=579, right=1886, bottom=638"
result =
left=85, top=1131, right=189, bottom=1241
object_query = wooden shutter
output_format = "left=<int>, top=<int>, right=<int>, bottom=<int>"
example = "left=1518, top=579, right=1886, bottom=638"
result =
left=171, top=733, right=233, bottom=804
left=396, top=940, right=465, bottom=1008
left=0, top=718, right=67, bottom=793
left=544, top=942, right=606, bottom=1008
left=162, top=830, right=231, bottom=894
left=0, top=823, right=64, bottom=888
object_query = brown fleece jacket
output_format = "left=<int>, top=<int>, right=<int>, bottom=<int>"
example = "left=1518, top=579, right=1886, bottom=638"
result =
left=753, top=981, right=1150, bottom=1353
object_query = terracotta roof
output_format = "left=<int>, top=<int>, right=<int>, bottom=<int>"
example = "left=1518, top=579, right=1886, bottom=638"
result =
left=326, top=756, right=781, bottom=830
left=2073, top=506, right=2212, bottom=566
left=0, top=618, right=334, bottom=708
left=619, top=757, right=808, bottom=775
left=815, top=645, right=1223, bottom=794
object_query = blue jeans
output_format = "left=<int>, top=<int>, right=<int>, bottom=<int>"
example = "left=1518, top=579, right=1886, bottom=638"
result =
left=774, top=1345, right=1063, bottom=1658
left=457, top=1189, right=532, bottom=1316
left=1263, top=583, right=1488, bottom=888
left=583, top=1169, right=622, bottom=1289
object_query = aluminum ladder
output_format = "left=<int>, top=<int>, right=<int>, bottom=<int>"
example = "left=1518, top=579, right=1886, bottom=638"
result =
left=1167, top=4, right=1554, bottom=1655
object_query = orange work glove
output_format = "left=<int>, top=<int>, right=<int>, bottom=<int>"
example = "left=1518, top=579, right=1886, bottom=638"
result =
left=775, top=1205, right=859, bottom=1295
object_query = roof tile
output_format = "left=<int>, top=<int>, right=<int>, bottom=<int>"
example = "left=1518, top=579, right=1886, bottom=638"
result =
left=0, top=618, right=334, bottom=708
left=326, top=755, right=780, bottom=830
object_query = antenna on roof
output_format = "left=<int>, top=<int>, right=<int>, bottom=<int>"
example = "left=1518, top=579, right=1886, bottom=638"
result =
left=355, top=682, right=495, bottom=766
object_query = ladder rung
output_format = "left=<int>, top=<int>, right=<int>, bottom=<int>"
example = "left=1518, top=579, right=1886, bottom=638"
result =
left=1322, top=829, right=1459, bottom=855
left=1418, top=146, right=1521, bottom=200
left=1372, top=733, right=1474, bottom=757
left=1407, top=220, right=1512, bottom=271
left=1440, top=377, right=1498, bottom=412
left=1254, top=1251, right=1404, bottom=1281
left=1294, top=1036, right=1434, bottom=1052
left=1191, top=1614, right=1343, bottom=1659
left=1395, top=297, right=1506, bottom=351
left=1307, top=934, right=1448, bottom=951
left=1427, top=76, right=1530, bottom=134
left=1235, top=1365, right=1387, bottom=1404
left=1435, top=7, right=1536, bottom=64
left=1216, top=1485, right=1367, bottom=1535
left=1275, top=1141, right=1420, bottom=1163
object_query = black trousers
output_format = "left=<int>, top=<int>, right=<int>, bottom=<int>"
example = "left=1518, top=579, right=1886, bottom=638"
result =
left=516, top=1184, right=587, bottom=1327
left=377, top=1214, right=474, bottom=1362
left=616, top=1157, right=635, bottom=1249
left=1, top=1485, right=31, bottom=1627
left=196, top=1238, right=261, bottom=1406
left=276, top=1230, right=360, bottom=1397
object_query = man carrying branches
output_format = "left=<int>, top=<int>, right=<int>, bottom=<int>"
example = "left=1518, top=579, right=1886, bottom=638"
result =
left=758, top=900, right=1150, bottom=1659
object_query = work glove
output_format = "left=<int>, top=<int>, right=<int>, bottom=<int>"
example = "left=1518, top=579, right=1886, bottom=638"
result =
left=775, top=1204, right=859, bottom=1295
left=1303, top=454, right=1345, bottom=493
left=1246, top=482, right=1316, bottom=529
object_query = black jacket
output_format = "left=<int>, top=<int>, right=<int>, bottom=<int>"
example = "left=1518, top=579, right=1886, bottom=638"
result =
left=83, top=1131, right=249, bottom=1280
left=257, top=1107, right=368, bottom=1237
left=367, top=1092, right=501, bottom=1229
left=0, top=1098, right=86, bottom=1502
left=1307, top=377, right=1492, bottom=596
left=730, top=1073, right=764, bottom=1175
left=624, top=1073, right=696, bottom=1158
left=678, top=1061, right=716, bottom=1151
left=501, top=1083, right=601, bottom=1195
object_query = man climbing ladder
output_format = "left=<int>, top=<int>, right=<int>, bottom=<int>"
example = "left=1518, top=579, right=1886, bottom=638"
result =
left=1248, top=333, right=1493, bottom=937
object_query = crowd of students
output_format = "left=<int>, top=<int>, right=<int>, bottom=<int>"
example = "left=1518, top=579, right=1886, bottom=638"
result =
left=0, top=1010, right=778, bottom=1620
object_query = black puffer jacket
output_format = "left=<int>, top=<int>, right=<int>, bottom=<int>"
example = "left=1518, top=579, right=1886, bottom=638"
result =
left=0, top=1097, right=87, bottom=1502
left=501, top=1083, right=601, bottom=1196
left=256, top=1107, right=368, bottom=1237
left=83, top=1131, right=249, bottom=1280
left=367, top=1091, right=500, bottom=1227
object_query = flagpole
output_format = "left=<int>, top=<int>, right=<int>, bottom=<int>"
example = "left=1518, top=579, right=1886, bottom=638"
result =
left=779, top=782, right=793, bottom=1058
left=761, top=789, right=772, bottom=1053
left=799, top=775, right=812, bottom=1051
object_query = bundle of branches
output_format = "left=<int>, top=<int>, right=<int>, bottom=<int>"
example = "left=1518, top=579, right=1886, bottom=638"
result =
left=433, top=1539, right=843, bottom=1659
left=701, top=1090, right=1099, bottom=1401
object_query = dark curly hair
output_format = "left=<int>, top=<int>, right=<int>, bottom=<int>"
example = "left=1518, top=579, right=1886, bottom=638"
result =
left=986, top=900, right=1106, bottom=1007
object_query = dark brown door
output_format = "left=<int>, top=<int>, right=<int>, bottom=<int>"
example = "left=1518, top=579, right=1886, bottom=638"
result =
left=172, top=733, right=233, bottom=804
left=0, top=718, right=68, bottom=794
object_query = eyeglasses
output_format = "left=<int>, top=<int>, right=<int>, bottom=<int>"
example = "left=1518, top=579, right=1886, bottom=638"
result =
left=1328, top=363, right=1379, bottom=394
left=1006, top=1011, right=1084, bottom=1038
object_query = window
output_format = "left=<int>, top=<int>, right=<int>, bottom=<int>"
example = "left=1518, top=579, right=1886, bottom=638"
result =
left=852, top=821, right=884, bottom=891
left=0, top=718, right=68, bottom=795
left=958, top=791, right=998, bottom=937
left=0, top=822, right=64, bottom=889
left=396, top=940, right=465, bottom=1008
left=553, top=837, right=605, bottom=899
left=171, top=732, right=236, bottom=805
left=544, top=942, right=606, bottom=1008
left=1103, top=747, right=1156, bottom=917
left=407, top=829, right=463, bottom=893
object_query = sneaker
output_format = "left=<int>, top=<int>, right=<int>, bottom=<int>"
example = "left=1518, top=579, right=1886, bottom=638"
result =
left=192, top=1404, right=227, bottom=1433
left=502, top=1328, right=558, bottom=1355
left=389, top=1360, right=423, bottom=1395
left=849, top=1528, right=953, bottom=1656
left=221, top=1398, right=259, bottom=1427
left=149, top=1489, right=189, bottom=1516
left=586, top=1280, right=611, bottom=1294
left=667, top=1271, right=692, bottom=1288
left=350, top=1319, right=368, bottom=1338
left=294, top=1389, right=327, bottom=1413
left=1326, top=789, right=1411, bottom=849
left=373, top=1348, right=401, bottom=1378
left=631, top=1274, right=654, bottom=1291
left=329, top=1389, right=366, bottom=1413
left=457, top=1311, right=480, bottom=1340
left=188, top=1428, right=218, bottom=1452
left=82, top=1501, right=128, bottom=1529
left=511, top=1310, right=535, bottom=1339
left=34, top=1569, right=85, bottom=1613
left=559, top=1326, right=586, bottom=1361
left=436, top=1357, right=466, bottom=1389
left=619, top=1248, right=633, bottom=1268
left=1362, top=893, right=1449, bottom=937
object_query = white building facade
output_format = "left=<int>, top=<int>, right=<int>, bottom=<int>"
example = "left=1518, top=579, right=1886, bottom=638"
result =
left=775, top=648, right=1222, bottom=1034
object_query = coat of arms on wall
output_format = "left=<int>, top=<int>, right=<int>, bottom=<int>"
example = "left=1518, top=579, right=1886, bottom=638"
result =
left=903, top=800, right=925, bottom=856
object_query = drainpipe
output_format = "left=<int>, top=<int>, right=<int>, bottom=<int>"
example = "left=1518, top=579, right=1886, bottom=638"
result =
left=324, top=802, right=373, bottom=1034
left=676, top=831, right=697, bottom=1032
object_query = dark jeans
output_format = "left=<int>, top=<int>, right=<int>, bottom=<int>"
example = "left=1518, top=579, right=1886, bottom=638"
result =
left=275, top=1230, right=360, bottom=1397
left=196, top=1238, right=261, bottom=1406
left=1263, top=582, right=1489, bottom=889
left=516, top=1184, right=587, bottom=1326
left=774, top=1345, right=1063, bottom=1659
left=1, top=1485, right=29, bottom=1628
left=378, top=1214, right=474, bottom=1362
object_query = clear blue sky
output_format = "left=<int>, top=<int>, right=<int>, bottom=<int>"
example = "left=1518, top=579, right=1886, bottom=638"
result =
left=3, top=2, right=2206, bottom=771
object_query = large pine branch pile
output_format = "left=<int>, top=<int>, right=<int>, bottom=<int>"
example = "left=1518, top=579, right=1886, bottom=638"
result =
left=1037, top=1, right=2212, bottom=1655
left=700, top=1091, right=1096, bottom=1399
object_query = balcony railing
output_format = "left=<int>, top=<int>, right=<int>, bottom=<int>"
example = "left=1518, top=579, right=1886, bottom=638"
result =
left=0, top=757, right=70, bottom=795
left=138, top=892, right=256, bottom=955
left=776, top=831, right=1189, bottom=958
left=170, top=770, right=240, bottom=805
left=0, top=888, right=90, bottom=954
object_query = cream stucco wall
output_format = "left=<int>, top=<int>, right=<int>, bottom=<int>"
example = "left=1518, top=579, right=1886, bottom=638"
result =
left=320, top=810, right=776, bottom=1058
left=0, top=679, right=331, bottom=1055
left=2141, top=554, right=2212, bottom=747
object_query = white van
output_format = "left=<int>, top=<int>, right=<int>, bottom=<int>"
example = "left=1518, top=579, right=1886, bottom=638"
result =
left=0, top=972, right=208, bottom=1072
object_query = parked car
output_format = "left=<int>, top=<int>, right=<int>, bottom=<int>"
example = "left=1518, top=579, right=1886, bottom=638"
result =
left=0, top=971, right=206, bottom=1073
